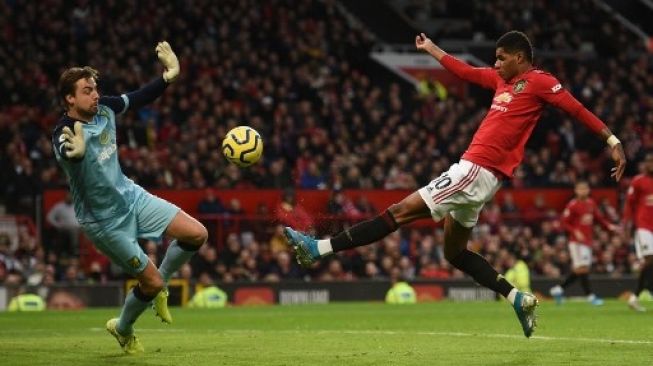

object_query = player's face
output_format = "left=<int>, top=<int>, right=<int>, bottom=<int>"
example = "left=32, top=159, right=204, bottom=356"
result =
left=494, top=48, right=519, bottom=81
left=575, top=182, right=590, bottom=198
left=67, top=77, right=99, bottom=119
left=645, top=154, right=653, bottom=174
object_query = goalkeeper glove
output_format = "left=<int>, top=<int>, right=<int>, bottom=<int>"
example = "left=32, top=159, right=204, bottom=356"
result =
left=61, top=122, right=86, bottom=159
left=156, top=41, right=180, bottom=83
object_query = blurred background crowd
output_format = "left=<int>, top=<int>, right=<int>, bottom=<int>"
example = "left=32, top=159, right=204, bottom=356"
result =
left=1, top=0, right=652, bottom=287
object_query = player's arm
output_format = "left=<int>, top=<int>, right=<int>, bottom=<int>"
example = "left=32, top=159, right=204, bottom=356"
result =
left=100, top=41, right=180, bottom=115
left=623, top=181, right=638, bottom=234
left=537, top=75, right=626, bottom=181
left=415, top=33, right=498, bottom=90
left=593, top=201, right=618, bottom=232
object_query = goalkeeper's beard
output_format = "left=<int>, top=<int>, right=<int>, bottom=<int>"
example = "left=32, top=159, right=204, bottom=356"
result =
left=72, top=104, right=98, bottom=122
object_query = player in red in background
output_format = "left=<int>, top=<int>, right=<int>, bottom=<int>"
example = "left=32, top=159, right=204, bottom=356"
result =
left=284, top=31, right=626, bottom=338
left=549, top=181, right=619, bottom=306
left=623, top=152, right=653, bottom=312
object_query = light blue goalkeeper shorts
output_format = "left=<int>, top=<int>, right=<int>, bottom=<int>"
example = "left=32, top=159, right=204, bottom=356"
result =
left=81, top=190, right=180, bottom=276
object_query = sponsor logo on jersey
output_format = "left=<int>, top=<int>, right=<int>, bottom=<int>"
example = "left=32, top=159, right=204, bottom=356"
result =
left=551, top=83, right=562, bottom=93
left=646, top=194, right=653, bottom=206
left=581, top=213, right=593, bottom=225
left=493, top=92, right=513, bottom=104
left=513, top=79, right=527, bottom=93
left=490, top=92, right=512, bottom=112
left=97, top=143, right=117, bottom=163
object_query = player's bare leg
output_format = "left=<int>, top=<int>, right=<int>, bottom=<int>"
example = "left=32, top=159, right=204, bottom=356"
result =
left=155, top=210, right=208, bottom=323
left=442, top=214, right=538, bottom=338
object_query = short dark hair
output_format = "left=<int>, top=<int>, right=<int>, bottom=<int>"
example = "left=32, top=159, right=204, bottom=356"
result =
left=57, top=66, right=99, bottom=110
left=496, top=31, right=533, bottom=63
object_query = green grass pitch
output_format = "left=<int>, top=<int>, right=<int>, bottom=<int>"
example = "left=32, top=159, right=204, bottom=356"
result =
left=1, top=300, right=652, bottom=365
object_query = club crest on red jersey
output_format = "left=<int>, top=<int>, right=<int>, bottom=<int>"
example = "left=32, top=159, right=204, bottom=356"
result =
left=513, top=79, right=527, bottom=93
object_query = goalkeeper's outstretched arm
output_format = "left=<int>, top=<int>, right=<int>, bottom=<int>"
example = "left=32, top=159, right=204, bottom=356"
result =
left=101, top=41, right=180, bottom=115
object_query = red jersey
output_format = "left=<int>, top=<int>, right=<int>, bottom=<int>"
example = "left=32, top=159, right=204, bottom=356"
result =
left=623, top=174, right=653, bottom=231
left=440, top=55, right=606, bottom=178
left=561, top=198, right=612, bottom=247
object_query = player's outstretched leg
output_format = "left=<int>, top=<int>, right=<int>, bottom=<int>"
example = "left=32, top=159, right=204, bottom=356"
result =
left=284, top=227, right=320, bottom=266
left=106, top=318, right=144, bottom=354
left=286, top=209, right=402, bottom=267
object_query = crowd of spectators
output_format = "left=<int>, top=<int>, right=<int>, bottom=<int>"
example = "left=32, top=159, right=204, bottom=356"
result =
left=1, top=0, right=652, bottom=287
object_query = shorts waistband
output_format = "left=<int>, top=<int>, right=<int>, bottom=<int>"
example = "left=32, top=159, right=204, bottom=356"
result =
left=461, top=160, right=507, bottom=181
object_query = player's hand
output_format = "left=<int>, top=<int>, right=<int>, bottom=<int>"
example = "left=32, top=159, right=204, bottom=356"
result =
left=156, top=41, right=180, bottom=83
left=575, top=229, right=585, bottom=242
left=610, top=143, right=626, bottom=182
left=61, top=122, right=86, bottom=159
left=415, top=33, right=435, bottom=51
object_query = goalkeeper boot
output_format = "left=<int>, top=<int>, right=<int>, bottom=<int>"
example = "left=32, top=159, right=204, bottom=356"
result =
left=284, top=227, right=320, bottom=267
left=152, top=288, right=172, bottom=324
left=512, top=291, right=538, bottom=338
left=106, top=318, right=144, bottom=354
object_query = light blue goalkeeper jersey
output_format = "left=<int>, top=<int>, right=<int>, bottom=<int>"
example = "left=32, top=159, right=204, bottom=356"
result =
left=53, top=103, right=139, bottom=223
left=52, top=77, right=168, bottom=224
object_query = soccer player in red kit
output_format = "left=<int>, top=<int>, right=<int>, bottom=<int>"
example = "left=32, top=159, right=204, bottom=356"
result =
left=623, top=152, right=653, bottom=312
left=284, top=31, right=626, bottom=338
left=549, top=181, right=619, bottom=306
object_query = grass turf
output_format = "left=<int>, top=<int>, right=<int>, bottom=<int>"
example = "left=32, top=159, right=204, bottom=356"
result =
left=1, top=300, right=652, bottom=365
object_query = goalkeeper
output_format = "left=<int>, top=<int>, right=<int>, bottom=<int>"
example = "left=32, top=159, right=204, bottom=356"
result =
left=52, top=42, right=207, bottom=354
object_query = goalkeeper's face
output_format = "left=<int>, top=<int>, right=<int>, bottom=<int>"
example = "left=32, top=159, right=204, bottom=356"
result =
left=69, top=77, right=99, bottom=119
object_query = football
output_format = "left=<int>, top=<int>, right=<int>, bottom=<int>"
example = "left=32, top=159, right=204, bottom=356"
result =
left=222, top=126, right=264, bottom=167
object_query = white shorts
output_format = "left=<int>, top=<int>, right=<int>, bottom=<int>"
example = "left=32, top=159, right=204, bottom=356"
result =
left=418, top=159, right=501, bottom=228
left=635, top=228, right=653, bottom=259
left=569, top=242, right=592, bottom=269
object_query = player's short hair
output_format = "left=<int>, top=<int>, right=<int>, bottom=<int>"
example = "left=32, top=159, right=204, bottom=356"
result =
left=496, top=31, right=533, bottom=63
left=57, top=66, right=99, bottom=110
left=575, top=179, right=589, bottom=188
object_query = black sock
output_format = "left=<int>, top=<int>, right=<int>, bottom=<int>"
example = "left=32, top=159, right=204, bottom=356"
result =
left=637, top=262, right=653, bottom=294
left=449, top=249, right=514, bottom=298
left=133, top=285, right=156, bottom=302
left=579, top=273, right=592, bottom=295
left=331, top=210, right=398, bottom=252
left=560, top=273, right=577, bottom=289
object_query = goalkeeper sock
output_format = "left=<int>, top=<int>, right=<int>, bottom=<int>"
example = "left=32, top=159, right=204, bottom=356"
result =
left=330, top=210, right=398, bottom=253
left=449, top=249, right=514, bottom=299
left=117, top=285, right=155, bottom=336
left=158, top=240, right=199, bottom=283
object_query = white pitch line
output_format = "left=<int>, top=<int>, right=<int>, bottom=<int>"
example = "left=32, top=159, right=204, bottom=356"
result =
left=222, top=329, right=653, bottom=345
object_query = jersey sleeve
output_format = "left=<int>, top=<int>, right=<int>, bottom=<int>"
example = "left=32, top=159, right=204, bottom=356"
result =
left=591, top=200, right=612, bottom=230
left=533, top=73, right=606, bottom=134
left=440, top=55, right=499, bottom=90
left=99, top=77, right=168, bottom=115
left=52, top=121, right=83, bottom=162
